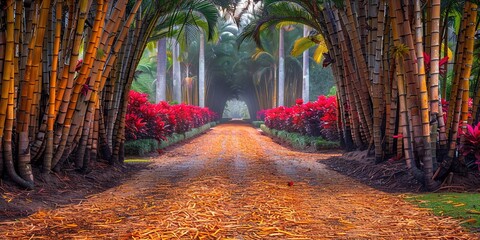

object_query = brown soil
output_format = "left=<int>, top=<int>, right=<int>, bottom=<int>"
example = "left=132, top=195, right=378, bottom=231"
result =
left=0, top=161, right=148, bottom=221
left=322, top=151, right=425, bottom=193
left=0, top=121, right=478, bottom=239
left=322, top=150, right=480, bottom=193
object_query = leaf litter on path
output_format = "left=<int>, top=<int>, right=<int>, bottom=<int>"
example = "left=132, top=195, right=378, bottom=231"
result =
left=0, top=121, right=477, bottom=239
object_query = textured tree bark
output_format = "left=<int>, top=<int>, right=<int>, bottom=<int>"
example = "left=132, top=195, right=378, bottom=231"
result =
left=414, top=0, right=436, bottom=189
left=434, top=2, right=477, bottom=180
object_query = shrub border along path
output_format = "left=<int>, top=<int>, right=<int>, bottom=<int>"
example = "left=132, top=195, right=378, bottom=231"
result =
left=125, top=122, right=217, bottom=156
left=259, top=124, right=339, bottom=151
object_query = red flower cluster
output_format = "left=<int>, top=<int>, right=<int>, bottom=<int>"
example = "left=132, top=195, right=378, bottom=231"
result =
left=256, top=109, right=267, bottom=121
left=441, top=98, right=473, bottom=123
left=263, top=96, right=338, bottom=140
left=460, top=122, right=480, bottom=170
left=126, top=90, right=217, bottom=141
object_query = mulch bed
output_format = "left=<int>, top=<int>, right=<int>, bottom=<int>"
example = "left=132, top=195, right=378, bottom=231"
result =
left=0, top=161, right=148, bottom=222
left=322, top=150, right=480, bottom=193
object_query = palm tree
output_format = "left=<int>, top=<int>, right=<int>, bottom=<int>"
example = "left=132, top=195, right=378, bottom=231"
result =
left=302, top=25, right=310, bottom=103
left=156, top=38, right=167, bottom=102
left=278, top=27, right=285, bottom=106
left=147, top=1, right=219, bottom=104
left=0, top=0, right=222, bottom=188
left=235, top=0, right=480, bottom=190
left=199, top=31, right=206, bottom=107
left=172, top=38, right=182, bottom=103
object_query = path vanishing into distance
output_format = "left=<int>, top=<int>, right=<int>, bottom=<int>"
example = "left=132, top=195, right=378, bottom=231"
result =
left=1, top=122, right=477, bottom=239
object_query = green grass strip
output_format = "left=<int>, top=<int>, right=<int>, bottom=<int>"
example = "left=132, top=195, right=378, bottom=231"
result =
left=405, top=193, right=480, bottom=229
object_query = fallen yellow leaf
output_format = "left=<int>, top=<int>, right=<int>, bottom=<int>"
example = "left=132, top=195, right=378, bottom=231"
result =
left=460, top=218, right=477, bottom=224
left=467, top=209, right=480, bottom=215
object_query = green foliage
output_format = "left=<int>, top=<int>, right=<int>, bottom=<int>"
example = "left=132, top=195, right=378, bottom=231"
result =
left=252, top=121, right=264, bottom=128
left=125, top=122, right=214, bottom=156
left=132, top=50, right=157, bottom=102
left=96, top=48, right=105, bottom=59
left=314, top=139, right=340, bottom=150
left=310, top=65, right=335, bottom=100
left=223, top=99, right=251, bottom=119
left=260, top=124, right=339, bottom=150
left=238, top=0, right=323, bottom=50
left=149, top=0, right=219, bottom=44
left=125, top=139, right=160, bottom=156
left=131, top=73, right=156, bottom=102
left=124, top=158, right=151, bottom=163
left=327, top=86, right=337, bottom=96
left=405, top=193, right=480, bottom=229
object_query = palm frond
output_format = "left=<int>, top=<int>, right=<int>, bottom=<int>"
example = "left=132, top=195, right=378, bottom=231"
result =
left=313, top=43, right=328, bottom=63
left=291, top=36, right=316, bottom=57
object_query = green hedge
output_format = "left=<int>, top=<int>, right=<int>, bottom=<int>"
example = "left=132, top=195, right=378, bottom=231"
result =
left=124, top=139, right=160, bottom=156
left=251, top=121, right=264, bottom=128
left=260, top=124, right=339, bottom=150
left=125, top=122, right=216, bottom=156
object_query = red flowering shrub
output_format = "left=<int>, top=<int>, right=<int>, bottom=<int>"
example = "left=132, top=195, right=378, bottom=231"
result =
left=441, top=98, right=473, bottom=123
left=264, top=96, right=338, bottom=140
left=256, top=109, right=267, bottom=121
left=126, top=90, right=217, bottom=141
left=460, top=122, right=480, bottom=170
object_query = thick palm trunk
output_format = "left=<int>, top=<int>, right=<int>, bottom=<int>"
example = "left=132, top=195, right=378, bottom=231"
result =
left=395, top=53, right=423, bottom=182
left=429, top=0, right=442, bottom=167
left=5, top=66, right=34, bottom=189
left=0, top=0, right=15, bottom=139
left=0, top=1, right=33, bottom=188
left=44, top=0, right=62, bottom=173
left=322, top=7, right=354, bottom=150
left=414, top=0, right=436, bottom=189
left=338, top=7, right=373, bottom=142
left=0, top=26, right=5, bottom=178
left=446, top=7, right=468, bottom=136
left=389, top=1, right=424, bottom=183
left=371, top=0, right=385, bottom=162
left=51, top=0, right=90, bottom=170
left=434, top=3, right=477, bottom=180
left=66, top=0, right=140, bottom=169
left=334, top=8, right=366, bottom=148
left=16, top=0, right=52, bottom=183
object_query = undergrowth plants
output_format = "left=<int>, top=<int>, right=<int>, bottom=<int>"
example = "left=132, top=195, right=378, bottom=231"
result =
left=262, top=96, right=338, bottom=141
left=126, top=90, right=217, bottom=142
left=460, top=121, right=480, bottom=170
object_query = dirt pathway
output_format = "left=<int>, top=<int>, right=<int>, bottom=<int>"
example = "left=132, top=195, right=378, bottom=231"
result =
left=1, top=122, right=477, bottom=239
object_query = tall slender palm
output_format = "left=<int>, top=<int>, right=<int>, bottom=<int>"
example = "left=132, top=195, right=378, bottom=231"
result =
left=302, top=25, right=310, bottom=103
left=148, top=0, right=218, bottom=104
left=172, top=39, right=182, bottom=103
left=199, top=31, right=206, bottom=107
left=156, top=38, right=167, bottom=102
left=278, top=27, right=285, bottom=106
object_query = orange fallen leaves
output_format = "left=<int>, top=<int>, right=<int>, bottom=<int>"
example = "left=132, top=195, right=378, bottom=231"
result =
left=0, top=123, right=478, bottom=239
